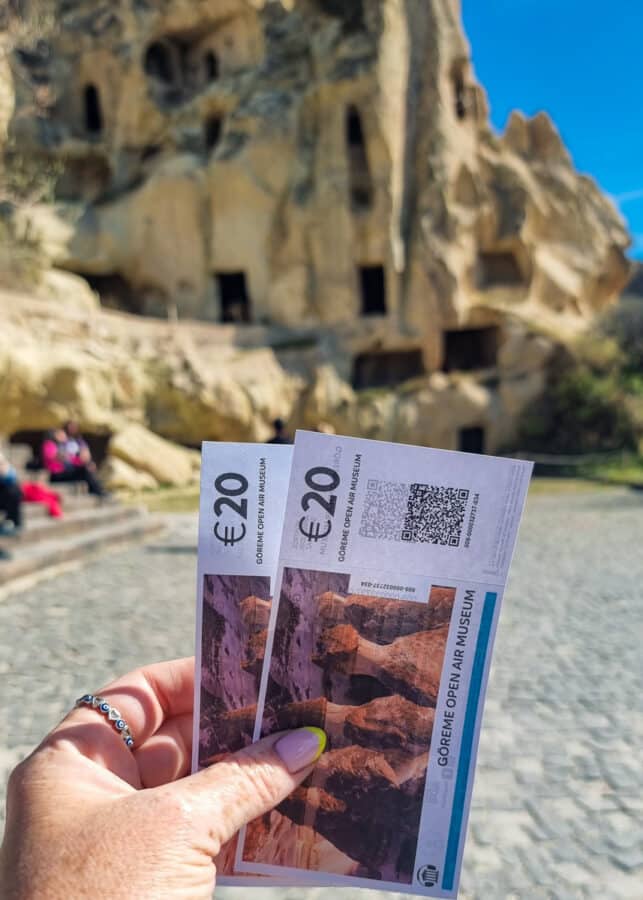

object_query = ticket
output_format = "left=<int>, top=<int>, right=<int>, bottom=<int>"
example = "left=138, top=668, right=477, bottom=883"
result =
left=235, top=431, right=532, bottom=896
left=192, top=441, right=292, bottom=883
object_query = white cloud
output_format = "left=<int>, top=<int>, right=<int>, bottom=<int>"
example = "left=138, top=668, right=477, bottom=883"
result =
left=613, top=188, right=643, bottom=206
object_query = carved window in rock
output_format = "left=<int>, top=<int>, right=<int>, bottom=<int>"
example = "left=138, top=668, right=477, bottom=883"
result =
left=352, top=349, right=424, bottom=389
left=459, top=426, right=486, bottom=454
left=450, top=56, right=472, bottom=122
left=442, top=326, right=499, bottom=373
left=359, top=265, right=387, bottom=315
left=144, top=41, right=178, bottom=84
left=216, top=272, right=252, bottom=323
left=84, top=84, right=103, bottom=134
left=345, top=105, right=373, bottom=211
left=477, top=251, right=525, bottom=289
left=204, top=50, right=219, bottom=82
left=453, top=72, right=467, bottom=120
left=144, top=42, right=176, bottom=84
left=204, top=116, right=223, bottom=152
left=141, top=145, right=161, bottom=162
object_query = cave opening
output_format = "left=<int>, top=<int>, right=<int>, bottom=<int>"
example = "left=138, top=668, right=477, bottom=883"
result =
left=345, top=105, right=373, bottom=211
left=141, top=145, right=161, bottom=162
left=85, top=273, right=144, bottom=315
left=346, top=674, right=391, bottom=705
left=216, top=272, right=252, bottom=323
left=442, top=326, right=499, bottom=372
left=84, top=84, right=103, bottom=134
left=204, top=115, right=223, bottom=151
left=204, top=50, right=219, bottom=81
left=346, top=106, right=365, bottom=147
left=453, top=72, right=466, bottom=120
left=352, top=349, right=425, bottom=389
left=144, top=41, right=175, bottom=83
left=477, top=250, right=525, bottom=289
left=359, top=265, right=387, bottom=316
left=8, top=429, right=112, bottom=469
left=459, top=426, right=486, bottom=454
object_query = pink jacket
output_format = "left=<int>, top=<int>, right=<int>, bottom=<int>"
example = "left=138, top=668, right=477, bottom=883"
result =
left=42, top=439, right=66, bottom=475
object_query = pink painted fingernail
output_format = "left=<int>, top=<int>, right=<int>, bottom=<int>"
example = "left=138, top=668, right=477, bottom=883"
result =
left=274, top=727, right=327, bottom=773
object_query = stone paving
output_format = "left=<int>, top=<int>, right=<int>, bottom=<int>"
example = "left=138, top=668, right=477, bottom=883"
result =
left=1, top=488, right=643, bottom=899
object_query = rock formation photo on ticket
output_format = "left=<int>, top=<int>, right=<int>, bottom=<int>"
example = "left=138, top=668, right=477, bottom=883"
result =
left=199, top=573, right=273, bottom=764
left=198, top=573, right=274, bottom=876
left=242, top=568, right=456, bottom=883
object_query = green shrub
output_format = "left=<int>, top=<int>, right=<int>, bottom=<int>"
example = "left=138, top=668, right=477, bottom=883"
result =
left=602, top=295, right=643, bottom=378
left=0, top=210, right=43, bottom=289
left=519, top=364, right=637, bottom=454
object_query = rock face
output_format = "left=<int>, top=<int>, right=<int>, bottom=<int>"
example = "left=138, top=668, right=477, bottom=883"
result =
left=314, top=623, right=450, bottom=707
left=243, top=567, right=456, bottom=883
left=318, top=584, right=455, bottom=643
left=0, top=0, right=632, bottom=455
left=199, top=574, right=272, bottom=760
left=109, top=423, right=200, bottom=486
left=242, top=809, right=359, bottom=876
left=0, top=285, right=301, bottom=464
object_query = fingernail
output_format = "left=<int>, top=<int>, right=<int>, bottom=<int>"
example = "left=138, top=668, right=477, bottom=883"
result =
left=274, top=727, right=327, bottom=773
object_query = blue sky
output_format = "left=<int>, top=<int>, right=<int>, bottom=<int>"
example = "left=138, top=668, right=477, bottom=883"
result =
left=461, top=0, right=643, bottom=259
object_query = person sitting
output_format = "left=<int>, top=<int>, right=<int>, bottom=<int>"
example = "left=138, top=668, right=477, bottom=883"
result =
left=21, top=481, right=63, bottom=519
left=63, top=420, right=95, bottom=470
left=267, top=417, right=291, bottom=445
left=0, top=452, right=23, bottom=537
left=41, top=428, right=106, bottom=498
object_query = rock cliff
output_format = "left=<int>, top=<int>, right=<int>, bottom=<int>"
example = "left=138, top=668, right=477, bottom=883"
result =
left=0, top=0, right=632, bottom=465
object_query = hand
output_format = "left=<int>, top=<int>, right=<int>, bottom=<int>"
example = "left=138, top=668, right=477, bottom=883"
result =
left=0, top=658, right=326, bottom=899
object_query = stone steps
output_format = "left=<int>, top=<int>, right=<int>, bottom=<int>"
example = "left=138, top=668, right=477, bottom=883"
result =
left=0, top=446, right=166, bottom=591
left=4, top=504, right=143, bottom=548
left=22, top=492, right=97, bottom=520
left=0, top=502, right=164, bottom=591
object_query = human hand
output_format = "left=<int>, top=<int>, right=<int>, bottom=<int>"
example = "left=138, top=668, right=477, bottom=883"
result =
left=0, top=658, right=326, bottom=899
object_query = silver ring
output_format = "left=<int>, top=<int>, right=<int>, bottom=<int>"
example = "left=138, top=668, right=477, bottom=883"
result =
left=75, top=694, right=135, bottom=749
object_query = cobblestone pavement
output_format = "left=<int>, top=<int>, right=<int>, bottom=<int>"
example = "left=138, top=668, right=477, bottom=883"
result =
left=1, top=488, right=643, bottom=899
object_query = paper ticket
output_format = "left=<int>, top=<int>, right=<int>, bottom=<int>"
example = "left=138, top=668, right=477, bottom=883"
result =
left=235, top=431, right=532, bottom=896
left=192, top=441, right=292, bottom=882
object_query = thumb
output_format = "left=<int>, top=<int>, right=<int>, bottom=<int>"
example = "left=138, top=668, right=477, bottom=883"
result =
left=169, top=728, right=327, bottom=851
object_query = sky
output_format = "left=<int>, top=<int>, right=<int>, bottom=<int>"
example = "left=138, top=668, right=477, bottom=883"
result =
left=461, top=0, right=643, bottom=259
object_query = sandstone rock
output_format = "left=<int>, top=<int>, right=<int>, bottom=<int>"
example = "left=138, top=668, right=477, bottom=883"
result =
left=100, top=455, right=158, bottom=492
left=240, top=594, right=271, bottom=631
left=39, top=269, right=100, bottom=313
left=109, top=423, right=199, bottom=486
left=0, top=0, right=633, bottom=457
left=278, top=745, right=429, bottom=879
left=201, top=705, right=258, bottom=764
left=244, top=809, right=359, bottom=875
left=314, top=624, right=451, bottom=707
left=318, top=586, right=455, bottom=644
left=199, top=577, right=272, bottom=759
left=270, top=694, right=434, bottom=753
left=343, top=695, right=434, bottom=752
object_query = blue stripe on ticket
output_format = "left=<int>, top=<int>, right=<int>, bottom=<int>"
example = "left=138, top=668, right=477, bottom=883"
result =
left=441, top=590, right=497, bottom=892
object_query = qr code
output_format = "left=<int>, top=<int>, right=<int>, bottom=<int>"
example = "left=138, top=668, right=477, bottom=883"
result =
left=359, top=480, right=469, bottom=547
left=402, top=483, right=469, bottom=547
left=359, top=479, right=411, bottom=541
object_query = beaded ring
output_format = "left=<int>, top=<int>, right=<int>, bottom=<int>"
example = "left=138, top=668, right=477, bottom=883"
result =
left=75, top=694, right=135, bottom=749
